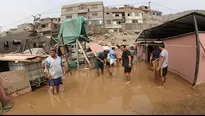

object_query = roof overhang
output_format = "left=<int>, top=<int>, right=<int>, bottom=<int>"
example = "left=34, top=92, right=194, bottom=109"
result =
left=137, top=12, right=205, bottom=41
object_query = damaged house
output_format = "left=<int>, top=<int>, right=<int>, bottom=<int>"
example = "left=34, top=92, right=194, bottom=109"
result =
left=0, top=31, right=54, bottom=54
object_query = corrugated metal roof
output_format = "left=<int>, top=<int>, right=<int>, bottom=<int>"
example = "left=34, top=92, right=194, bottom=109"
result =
left=0, top=54, right=48, bottom=62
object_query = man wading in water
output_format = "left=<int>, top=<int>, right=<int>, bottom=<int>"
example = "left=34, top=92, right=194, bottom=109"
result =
left=121, top=45, right=132, bottom=84
left=95, top=50, right=109, bottom=76
left=45, top=48, right=65, bottom=94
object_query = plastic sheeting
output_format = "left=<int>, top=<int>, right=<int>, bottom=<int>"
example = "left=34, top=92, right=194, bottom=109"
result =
left=58, top=16, right=89, bottom=45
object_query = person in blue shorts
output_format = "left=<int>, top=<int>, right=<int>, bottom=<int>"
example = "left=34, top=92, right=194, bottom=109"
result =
left=45, top=48, right=65, bottom=94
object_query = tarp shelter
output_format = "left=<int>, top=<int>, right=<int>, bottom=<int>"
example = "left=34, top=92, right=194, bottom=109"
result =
left=136, top=12, right=205, bottom=86
left=58, top=16, right=89, bottom=45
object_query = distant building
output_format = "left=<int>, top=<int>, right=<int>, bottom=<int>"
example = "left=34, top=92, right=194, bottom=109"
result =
left=36, top=18, right=60, bottom=36
left=104, top=5, right=162, bottom=32
left=61, top=1, right=104, bottom=25
left=0, top=23, right=35, bottom=37
left=17, top=23, right=35, bottom=32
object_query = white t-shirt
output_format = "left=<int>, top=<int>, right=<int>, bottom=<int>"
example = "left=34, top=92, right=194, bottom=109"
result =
left=45, top=56, right=63, bottom=79
left=160, top=49, right=168, bottom=68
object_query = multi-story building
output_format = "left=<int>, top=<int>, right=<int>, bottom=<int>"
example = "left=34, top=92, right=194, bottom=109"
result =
left=60, top=2, right=162, bottom=32
left=104, top=5, right=162, bottom=32
left=61, top=1, right=104, bottom=25
left=36, top=18, right=60, bottom=36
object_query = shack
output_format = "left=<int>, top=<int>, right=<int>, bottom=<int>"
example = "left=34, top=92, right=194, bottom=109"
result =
left=137, top=12, right=205, bottom=86
left=57, top=16, right=90, bottom=69
left=0, top=31, right=53, bottom=54
left=0, top=54, right=48, bottom=92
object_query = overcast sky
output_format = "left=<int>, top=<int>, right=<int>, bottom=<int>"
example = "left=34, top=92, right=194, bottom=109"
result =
left=0, top=0, right=205, bottom=31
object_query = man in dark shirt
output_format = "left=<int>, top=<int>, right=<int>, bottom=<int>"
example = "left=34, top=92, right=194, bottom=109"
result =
left=95, top=50, right=109, bottom=76
left=150, top=48, right=160, bottom=80
left=121, top=45, right=132, bottom=84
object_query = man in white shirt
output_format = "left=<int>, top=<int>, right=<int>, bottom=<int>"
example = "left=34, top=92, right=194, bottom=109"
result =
left=45, top=48, right=65, bottom=94
left=157, top=44, right=168, bottom=86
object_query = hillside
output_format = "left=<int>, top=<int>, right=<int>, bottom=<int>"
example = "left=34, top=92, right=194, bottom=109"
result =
left=162, top=10, right=205, bottom=22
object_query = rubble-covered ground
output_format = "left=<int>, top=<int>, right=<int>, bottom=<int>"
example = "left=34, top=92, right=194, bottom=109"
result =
left=89, top=31, right=141, bottom=47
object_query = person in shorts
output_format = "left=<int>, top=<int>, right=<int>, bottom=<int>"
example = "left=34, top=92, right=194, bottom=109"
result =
left=150, top=48, right=160, bottom=80
left=95, top=50, right=109, bottom=76
left=45, top=48, right=65, bottom=94
left=157, top=44, right=168, bottom=86
left=116, top=45, right=122, bottom=65
left=109, top=47, right=117, bottom=67
left=121, top=45, right=132, bottom=84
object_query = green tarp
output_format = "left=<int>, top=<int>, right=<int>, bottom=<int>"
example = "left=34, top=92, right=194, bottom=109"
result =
left=58, top=16, right=89, bottom=45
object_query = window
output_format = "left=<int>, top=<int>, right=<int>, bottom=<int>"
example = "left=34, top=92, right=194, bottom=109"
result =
left=106, top=20, right=111, bottom=24
left=78, top=13, right=86, bottom=17
left=128, top=13, right=130, bottom=16
left=132, top=20, right=138, bottom=23
left=66, top=16, right=72, bottom=19
left=92, top=12, right=98, bottom=16
left=41, top=24, right=48, bottom=28
left=106, top=13, right=110, bottom=15
left=4, top=41, right=9, bottom=49
left=115, top=14, right=120, bottom=17
left=66, top=8, right=72, bottom=11
left=78, top=5, right=87, bottom=10
left=92, top=5, right=98, bottom=9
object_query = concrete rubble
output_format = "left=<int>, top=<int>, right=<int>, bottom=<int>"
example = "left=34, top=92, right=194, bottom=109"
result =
left=89, top=30, right=141, bottom=47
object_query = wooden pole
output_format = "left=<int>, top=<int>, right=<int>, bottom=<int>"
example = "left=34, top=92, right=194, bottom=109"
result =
left=77, top=39, right=91, bottom=65
left=76, top=39, right=80, bottom=70
left=61, top=34, right=70, bottom=72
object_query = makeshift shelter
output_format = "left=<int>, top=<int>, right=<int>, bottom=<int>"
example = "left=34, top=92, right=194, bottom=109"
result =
left=57, top=16, right=90, bottom=69
left=58, top=16, right=89, bottom=45
left=136, top=12, right=205, bottom=86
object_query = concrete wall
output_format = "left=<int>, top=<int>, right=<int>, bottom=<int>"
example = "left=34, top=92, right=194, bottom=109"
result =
left=163, top=33, right=196, bottom=84
left=196, top=33, right=205, bottom=85
left=121, top=23, right=154, bottom=31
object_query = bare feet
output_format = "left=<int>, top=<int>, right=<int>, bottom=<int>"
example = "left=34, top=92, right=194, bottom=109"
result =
left=125, top=81, right=131, bottom=84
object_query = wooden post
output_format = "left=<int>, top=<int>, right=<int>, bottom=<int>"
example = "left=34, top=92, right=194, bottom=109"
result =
left=77, top=40, right=90, bottom=65
left=76, top=39, right=80, bottom=70
left=61, top=34, right=70, bottom=72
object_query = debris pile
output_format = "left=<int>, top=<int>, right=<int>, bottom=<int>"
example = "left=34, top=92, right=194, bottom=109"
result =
left=89, top=30, right=141, bottom=47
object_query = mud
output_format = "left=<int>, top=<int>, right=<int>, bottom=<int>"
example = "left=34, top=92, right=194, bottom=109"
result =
left=4, top=61, right=205, bottom=115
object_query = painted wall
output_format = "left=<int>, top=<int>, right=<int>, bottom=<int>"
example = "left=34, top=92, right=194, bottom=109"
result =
left=163, top=34, right=196, bottom=84
left=137, top=44, right=144, bottom=59
left=196, top=33, right=205, bottom=85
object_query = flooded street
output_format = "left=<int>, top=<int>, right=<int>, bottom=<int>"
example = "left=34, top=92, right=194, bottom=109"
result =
left=4, top=61, right=205, bottom=115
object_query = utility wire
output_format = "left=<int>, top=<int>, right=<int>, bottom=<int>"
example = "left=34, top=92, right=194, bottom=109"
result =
left=151, top=2, right=179, bottom=12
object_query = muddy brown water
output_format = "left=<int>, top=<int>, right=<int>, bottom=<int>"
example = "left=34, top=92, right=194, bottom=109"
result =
left=4, top=61, right=205, bottom=115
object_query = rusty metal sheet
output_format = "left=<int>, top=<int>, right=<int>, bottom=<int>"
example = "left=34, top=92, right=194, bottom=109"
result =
left=88, top=42, right=104, bottom=56
left=0, top=70, right=31, bottom=97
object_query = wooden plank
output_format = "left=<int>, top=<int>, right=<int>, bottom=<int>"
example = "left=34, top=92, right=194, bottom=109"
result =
left=77, top=40, right=91, bottom=65
left=0, top=70, right=31, bottom=97
left=76, top=40, right=80, bottom=70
